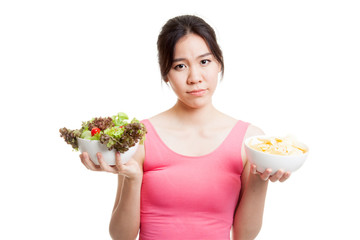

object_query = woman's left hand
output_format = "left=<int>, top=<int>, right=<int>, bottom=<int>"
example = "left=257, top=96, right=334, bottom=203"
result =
left=250, top=164, right=291, bottom=182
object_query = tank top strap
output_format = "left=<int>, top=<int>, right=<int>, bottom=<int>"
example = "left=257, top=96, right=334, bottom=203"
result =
left=141, top=119, right=171, bottom=171
left=141, top=119, right=163, bottom=146
left=214, top=120, right=250, bottom=171
left=225, top=120, right=250, bottom=146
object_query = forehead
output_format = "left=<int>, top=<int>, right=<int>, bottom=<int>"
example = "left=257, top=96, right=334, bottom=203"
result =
left=173, top=34, right=211, bottom=58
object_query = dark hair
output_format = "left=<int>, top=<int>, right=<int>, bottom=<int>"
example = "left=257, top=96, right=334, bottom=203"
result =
left=157, top=15, right=224, bottom=82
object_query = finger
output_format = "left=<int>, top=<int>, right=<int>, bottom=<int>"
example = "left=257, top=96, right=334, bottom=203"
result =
left=82, top=152, right=101, bottom=171
left=79, top=154, right=89, bottom=169
left=115, top=152, right=124, bottom=172
left=97, top=152, right=117, bottom=173
left=269, top=169, right=284, bottom=182
left=250, top=164, right=257, bottom=174
left=279, top=171, right=291, bottom=182
left=260, top=168, right=272, bottom=181
left=115, top=152, right=128, bottom=176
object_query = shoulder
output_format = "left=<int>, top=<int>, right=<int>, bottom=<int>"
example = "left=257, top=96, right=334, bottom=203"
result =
left=220, top=113, right=264, bottom=138
left=215, top=111, right=238, bottom=127
left=147, top=110, right=172, bottom=128
left=244, top=124, right=265, bottom=139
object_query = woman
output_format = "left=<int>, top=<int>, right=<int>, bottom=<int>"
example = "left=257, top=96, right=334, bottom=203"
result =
left=80, top=15, right=290, bottom=240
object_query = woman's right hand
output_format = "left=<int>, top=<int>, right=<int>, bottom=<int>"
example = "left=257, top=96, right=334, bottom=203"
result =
left=80, top=152, right=143, bottom=181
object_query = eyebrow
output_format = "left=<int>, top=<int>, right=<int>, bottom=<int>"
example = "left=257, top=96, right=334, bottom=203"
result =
left=172, top=52, right=212, bottom=63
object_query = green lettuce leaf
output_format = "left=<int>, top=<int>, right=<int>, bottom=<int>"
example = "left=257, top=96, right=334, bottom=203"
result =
left=112, top=112, right=129, bottom=126
left=104, top=126, right=125, bottom=139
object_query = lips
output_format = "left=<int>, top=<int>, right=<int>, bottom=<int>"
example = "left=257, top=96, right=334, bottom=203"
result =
left=187, top=89, right=207, bottom=96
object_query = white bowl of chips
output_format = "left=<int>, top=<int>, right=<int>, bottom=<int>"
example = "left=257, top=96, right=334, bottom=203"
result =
left=77, top=138, right=139, bottom=166
left=244, top=135, right=309, bottom=174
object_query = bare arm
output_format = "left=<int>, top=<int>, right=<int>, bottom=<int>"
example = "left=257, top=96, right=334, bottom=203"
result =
left=232, top=125, right=290, bottom=240
left=80, top=145, right=145, bottom=240
left=109, top=174, right=142, bottom=240
left=112, top=175, right=125, bottom=214
left=232, top=160, right=269, bottom=240
left=108, top=146, right=144, bottom=240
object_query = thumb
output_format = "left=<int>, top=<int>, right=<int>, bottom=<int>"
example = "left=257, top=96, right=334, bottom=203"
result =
left=115, top=152, right=124, bottom=170
left=250, top=164, right=257, bottom=174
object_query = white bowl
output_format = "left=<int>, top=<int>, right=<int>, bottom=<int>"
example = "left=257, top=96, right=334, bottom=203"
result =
left=244, top=135, right=309, bottom=174
left=77, top=138, right=139, bottom=165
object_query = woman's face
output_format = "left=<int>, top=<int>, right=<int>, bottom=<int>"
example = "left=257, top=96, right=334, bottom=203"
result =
left=166, top=33, right=221, bottom=109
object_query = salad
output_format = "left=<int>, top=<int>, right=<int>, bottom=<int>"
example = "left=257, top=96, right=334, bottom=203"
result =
left=59, top=112, right=147, bottom=153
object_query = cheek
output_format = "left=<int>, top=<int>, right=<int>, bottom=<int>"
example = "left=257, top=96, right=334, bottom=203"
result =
left=169, top=80, right=184, bottom=94
left=206, top=69, right=220, bottom=85
left=168, top=73, right=186, bottom=89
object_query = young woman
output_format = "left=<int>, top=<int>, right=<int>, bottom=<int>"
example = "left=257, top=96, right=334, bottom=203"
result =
left=80, top=15, right=291, bottom=240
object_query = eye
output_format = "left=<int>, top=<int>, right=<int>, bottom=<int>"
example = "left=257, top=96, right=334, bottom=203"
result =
left=174, top=64, right=186, bottom=70
left=200, top=59, right=211, bottom=66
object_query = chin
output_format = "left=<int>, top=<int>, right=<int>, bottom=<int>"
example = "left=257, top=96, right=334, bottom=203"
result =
left=182, top=98, right=212, bottom=109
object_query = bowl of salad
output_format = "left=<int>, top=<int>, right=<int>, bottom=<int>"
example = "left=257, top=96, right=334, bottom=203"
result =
left=59, top=112, right=146, bottom=165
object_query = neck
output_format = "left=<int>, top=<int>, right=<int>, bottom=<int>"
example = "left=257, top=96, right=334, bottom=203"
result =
left=169, top=100, right=219, bottom=127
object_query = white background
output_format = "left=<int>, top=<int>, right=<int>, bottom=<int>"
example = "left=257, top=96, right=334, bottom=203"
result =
left=1, top=0, right=359, bottom=239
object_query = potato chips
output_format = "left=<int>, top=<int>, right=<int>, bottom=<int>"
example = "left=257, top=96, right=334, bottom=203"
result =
left=248, top=136, right=306, bottom=156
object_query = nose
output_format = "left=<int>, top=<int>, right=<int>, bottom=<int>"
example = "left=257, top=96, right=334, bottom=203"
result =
left=187, top=66, right=202, bottom=84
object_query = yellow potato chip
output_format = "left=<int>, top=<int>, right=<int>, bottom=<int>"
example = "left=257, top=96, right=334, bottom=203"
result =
left=249, top=136, right=306, bottom=156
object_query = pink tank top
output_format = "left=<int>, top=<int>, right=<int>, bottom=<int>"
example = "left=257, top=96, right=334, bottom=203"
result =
left=140, top=119, right=250, bottom=240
